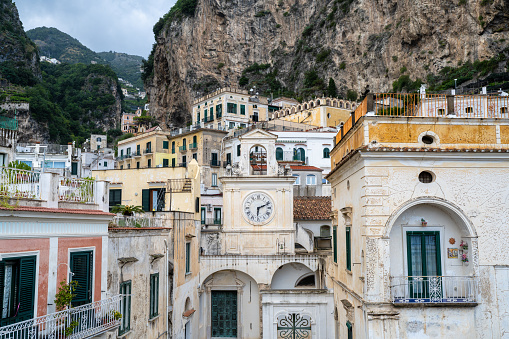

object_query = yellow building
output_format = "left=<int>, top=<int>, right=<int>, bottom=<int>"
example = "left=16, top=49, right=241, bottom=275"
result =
left=167, top=127, right=228, bottom=189
left=116, top=126, right=172, bottom=169
left=270, top=97, right=357, bottom=128
left=192, top=87, right=269, bottom=130
left=93, top=161, right=200, bottom=214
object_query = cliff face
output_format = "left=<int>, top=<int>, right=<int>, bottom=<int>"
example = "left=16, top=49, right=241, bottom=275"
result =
left=146, top=0, right=509, bottom=127
left=0, top=0, right=40, bottom=83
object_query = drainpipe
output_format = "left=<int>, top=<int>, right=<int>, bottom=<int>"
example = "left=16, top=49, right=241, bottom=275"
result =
left=164, top=239, right=170, bottom=338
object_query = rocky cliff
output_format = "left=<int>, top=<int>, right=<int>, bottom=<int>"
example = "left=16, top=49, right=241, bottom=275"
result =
left=145, top=0, right=509, bottom=127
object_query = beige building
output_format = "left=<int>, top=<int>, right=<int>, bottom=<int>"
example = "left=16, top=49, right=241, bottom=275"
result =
left=116, top=127, right=172, bottom=170
left=270, top=97, right=357, bottom=128
left=90, top=134, right=107, bottom=151
left=192, top=87, right=269, bottom=130
left=327, top=92, right=509, bottom=338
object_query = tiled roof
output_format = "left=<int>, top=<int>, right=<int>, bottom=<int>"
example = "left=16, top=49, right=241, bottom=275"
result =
left=293, top=196, right=331, bottom=220
left=251, top=165, right=323, bottom=172
left=0, top=206, right=114, bottom=216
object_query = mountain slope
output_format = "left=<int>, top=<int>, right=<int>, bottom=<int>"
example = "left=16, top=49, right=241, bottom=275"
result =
left=145, top=0, right=509, bottom=128
left=97, top=51, right=144, bottom=89
left=26, top=26, right=103, bottom=64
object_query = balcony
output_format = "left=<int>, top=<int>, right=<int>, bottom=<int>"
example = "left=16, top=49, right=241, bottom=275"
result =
left=178, top=162, right=187, bottom=168
left=210, top=160, right=221, bottom=167
left=179, top=145, right=187, bottom=152
left=203, top=217, right=222, bottom=226
left=0, top=167, right=41, bottom=199
left=144, top=148, right=153, bottom=154
left=390, top=276, right=478, bottom=304
left=112, top=215, right=164, bottom=228
left=189, top=142, right=198, bottom=150
left=133, top=151, right=142, bottom=157
left=0, top=295, right=122, bottom=338
left=59, top=177, right=95, bottom=203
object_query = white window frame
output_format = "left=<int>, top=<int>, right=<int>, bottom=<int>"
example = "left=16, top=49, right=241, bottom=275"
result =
left=212, top=173, right=218, bottom=187
left=293, top=174, right=300, bottom=185
left=306, top=174, right=316, bottom=185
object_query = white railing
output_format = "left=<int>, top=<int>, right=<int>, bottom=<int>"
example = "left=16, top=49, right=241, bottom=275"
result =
left=0, top=295, right=122, bottom=339
left=0, top=167, right=41, bottom=199
left=390, top=276, right=478, bottom=303
left=113, top=215, right=164, bottom=228
left=59, top=177, right=95, bottom=203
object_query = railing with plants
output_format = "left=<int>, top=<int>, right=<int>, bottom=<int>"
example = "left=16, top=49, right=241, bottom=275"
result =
left=390, top=275, right=478, bottom=303
left=113, top=215, right=164, bottom=228
left=0, top=166, right=41, bottom=199
left=0, top=295, right=123, bottom=339
left=58, top=177, right=95, bottom=203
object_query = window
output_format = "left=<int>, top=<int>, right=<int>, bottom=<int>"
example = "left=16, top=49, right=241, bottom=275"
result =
left=197, top=112, right=200, bottom=123
left=211, top=153, right=218, bottom=166
left=333, top=226, right=337, bottom=263
left=347, top=321, right=353, bottom=339
left=240, top=123, right=246, bottom=129
left=127, top=164, right=131, bottom=169
left=465, top=107, right=473, bottom=113
left=253, top=111, right=259, bottom=122
left=201, top=207, right=206, bottom=225
left=149, top=273, right=159, bottom=319
left=204, top=109, right=208, bottom=121
left=71, top=162, right=78, bottom=175
left=172, top=158, right=176, bottom=167
left=226, top=153, right=232, bottom=165
left=137, top=144, right=140, bottom=155
left=71, top=251, right=93, bottom=307
left=214, top=208, right=221, bottom=224
left=163, top=159, right=169, bottom=167
left=346, top=227, right=351, bottom=271
left=120, top=149, right=124, bottom=158
left=418, top=171, right=434, bottom=183
left=163, top=141, right=169, bottom=149
left=240, top=104, right=246, bottom=115
left=212, top=173, right=218, bottom=187
left=293, top=174, right=300, bottom=185
left=294, top=148, right=305, bottom=162
left=185, top=242, right=191, bottom=274
left=172, top=141, right=175, bottom=154
left=142, top=188, right=166, bottom=212
left=109, top=189, right=122, bottom=211
left=193, top=135, right=197, bottom=145
left=229, top=122, right=235, bottom=129
left=407, top=231, right=441, bottom=298
left=227, top=103, right=237, bottom=114
left=216, top=104, right=222, bottom=118
left=237, top=144, right=241, bottom=156
left=192, top=153, right=197, bottom=160
left=182, top=155, right=187, bottom=167
left=146, top=142, right=152, bottom=153
left=119, top=281, right=131, bottom=335
left=422, top=136, right=434, bottom=144
left=306, top=174, right=316, bottom=185
left=0, top=256, right=36, bottom=326
left=104, top=161, right=107, bottom=167
left=210, top=107, right=214, bottom=120
left=148, top=159, right=152, bottom=168
left=323, top=148, right=330, bottom=158
left=276, top=147, right=283, bottom=161
left=96, top=137, right=101, bottom=142
left=137, top=162, right=140, bottom=169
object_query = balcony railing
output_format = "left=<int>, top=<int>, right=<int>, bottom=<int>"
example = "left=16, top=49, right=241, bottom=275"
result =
left=0, top=167, right=41, bottom=199
left=133, top=151, right=142, bottom=157
left=59, top=177, right=95, bottom=203
left=210, top=160, right=221, bottom=167
left=0, top=295, right=122, bottom=339
left=202, top=218, right=222, bottom=226
left=113, top=215, right=164, bottom=228
left=390, top=276, right=478, bottom=304
left=144, top=148, right=153, bottom=154
left=189, top=142, right=198, bottom=149
left=179, top=145, right=187, bottom=152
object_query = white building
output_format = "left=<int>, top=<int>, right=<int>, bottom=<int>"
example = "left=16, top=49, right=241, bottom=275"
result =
left=199, top=129, right=335, bottom=338
left=15, top=143, right=79, bottom=175
left=327, top=92, right=509, bottom=338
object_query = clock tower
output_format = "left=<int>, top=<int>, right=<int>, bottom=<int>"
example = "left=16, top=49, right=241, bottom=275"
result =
left=220, top=129, right=295, bottom=255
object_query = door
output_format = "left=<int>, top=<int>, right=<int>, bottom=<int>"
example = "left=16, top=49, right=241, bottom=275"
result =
left=211, top=291, right=237, bottom=337
left=407, top=231, right=441, bottom=299
left=70, top=251, right=93, bottom=307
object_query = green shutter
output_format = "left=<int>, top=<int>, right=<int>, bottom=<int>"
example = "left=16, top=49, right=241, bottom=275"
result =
left=142, top=189, right=150, bottom=212
left=157, top=188, right=166, bottom=211
left=346, top=227, right=351, bottom=271
left=18, top=256, right=36, bottom=320
left=71, top=251, right=93, bottom=307
left=71, top=162, right=78, bottom=175
left=333, top=226, right=337, bottom=263
left=185, top=242, right=191, bottom=273
left=163, top=141, right=169, bottom=149
left=240, top=105, right=245, bottom=115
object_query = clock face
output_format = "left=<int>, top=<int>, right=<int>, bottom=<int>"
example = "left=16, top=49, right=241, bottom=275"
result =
left=243, top=192, right=274, bottom=224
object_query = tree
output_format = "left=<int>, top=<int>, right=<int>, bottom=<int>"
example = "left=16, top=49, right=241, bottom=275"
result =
left=327, top=78, right=337, bottom=98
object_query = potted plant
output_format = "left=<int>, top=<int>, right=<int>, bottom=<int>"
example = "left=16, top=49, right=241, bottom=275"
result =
left=421, top=218, right=427, bottom=227
left=460, top=240, right=468, bottom=250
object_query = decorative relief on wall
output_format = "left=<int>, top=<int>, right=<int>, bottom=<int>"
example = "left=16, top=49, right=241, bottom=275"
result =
left=365, top=237, right=377, bottom=295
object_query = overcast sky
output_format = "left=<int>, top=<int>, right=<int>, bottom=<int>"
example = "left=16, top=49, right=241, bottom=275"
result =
left=17, top=0, right=176, bottom=58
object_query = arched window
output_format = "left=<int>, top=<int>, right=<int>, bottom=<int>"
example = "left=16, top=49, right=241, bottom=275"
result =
left=276, top=147, right=284, bottom=161
left=294, top=148, right=305, bottom=162
left=183, top=139, right=186, bottom=148
left=306, top=174, right=316, bottom=185
left=323, top=148, right=330, bottom=158
left=193, top=135, right=197, bottom=145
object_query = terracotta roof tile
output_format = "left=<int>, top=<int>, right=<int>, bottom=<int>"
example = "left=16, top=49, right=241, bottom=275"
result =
left=293, top=196, right=331, bottom=220
left=0, top=206, right=114, bottom=216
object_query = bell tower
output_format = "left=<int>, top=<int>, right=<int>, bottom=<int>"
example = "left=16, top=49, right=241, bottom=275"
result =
left=220, top=129, right=295, bottom=255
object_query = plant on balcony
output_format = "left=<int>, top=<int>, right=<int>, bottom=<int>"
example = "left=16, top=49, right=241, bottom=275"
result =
left=112, top=205, right=144, bottom=216
left=54, top=280, right=81, bottom=335
left=460, top=240, right=468, bottom=250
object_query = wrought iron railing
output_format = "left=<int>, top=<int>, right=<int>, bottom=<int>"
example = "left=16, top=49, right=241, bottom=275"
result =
left=179, top=145, right=187, bottom=152
left=0, top=167, right=41, bottom=199
left=210, top=160, right=221, bottom=167
left=58, top=177, right=95, bottom=203
left=0, top=295, right=122, bottom=339
left=113, top=215, right=164, bottom=228
left=390, top=276, right=478, bottom=303
left=189, top=142, right=198, bottom=149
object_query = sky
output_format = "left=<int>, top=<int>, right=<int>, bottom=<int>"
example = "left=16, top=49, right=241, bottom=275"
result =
left=16, top=0, right=177, bottom=58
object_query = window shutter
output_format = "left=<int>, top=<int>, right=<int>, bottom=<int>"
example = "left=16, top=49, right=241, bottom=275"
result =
left=333, top=226, right=338, bottom=263
left=142, top=189, right=150, bottom=212
left=158, top=188, right=166, bottom=211
left=71, top=252, right=93, bottom=307
left=18, top=256, right=36, bottom=319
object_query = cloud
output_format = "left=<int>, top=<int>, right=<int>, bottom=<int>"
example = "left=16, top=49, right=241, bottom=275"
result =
left=16, top=0, right=176, bottom=57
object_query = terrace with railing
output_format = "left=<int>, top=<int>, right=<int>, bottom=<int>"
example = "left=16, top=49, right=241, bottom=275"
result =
left=112, top=215, right=164, bottom=228
left=58, top=177, right=95, bottom=203
left=390, top=276, right=478, bottom=304
left=0, top=167, right=41, bottom=199
left=0, top=295, right=123, bottom=339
